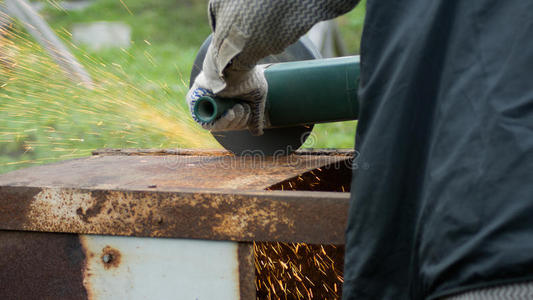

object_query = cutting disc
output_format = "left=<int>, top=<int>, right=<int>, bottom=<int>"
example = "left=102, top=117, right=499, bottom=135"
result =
left=189, top=35, right=321, bottom=156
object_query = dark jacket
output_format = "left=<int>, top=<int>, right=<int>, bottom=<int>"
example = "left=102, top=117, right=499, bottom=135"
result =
left=343, top=1, right=533, bottom=299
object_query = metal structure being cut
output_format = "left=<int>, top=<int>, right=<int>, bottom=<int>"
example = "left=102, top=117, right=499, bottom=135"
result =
left=0, top=149, right=353, bottom=299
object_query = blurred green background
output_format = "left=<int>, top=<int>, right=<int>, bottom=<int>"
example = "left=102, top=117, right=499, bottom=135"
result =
left=0, top=0, right=366, bottom=173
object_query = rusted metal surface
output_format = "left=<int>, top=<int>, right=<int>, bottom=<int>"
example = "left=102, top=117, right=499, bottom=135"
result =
left=92, top=148, right=232, bottom=157
left=92, top=148, right=355, bottom=157
left=294, top=148, right=354, bottom=156
left=100, top=245, right=121, bottom=270
left=0, top=149, right=351, bottom=244
left=0, top=232, right=345, bottom=300
left=0, top=230, right=251, bottom=299
left=0, top=149, right=352, bottom=299
left=0, top=230, right=88, bottom=300
left=0, top=152, right=349, bottom=191
left=238, top=243, right=256, bottom=300
left=0, top=186, right=348, bottom=244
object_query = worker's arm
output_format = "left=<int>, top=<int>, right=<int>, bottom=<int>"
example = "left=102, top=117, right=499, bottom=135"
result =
left=187, top=0, right=359, bottom=135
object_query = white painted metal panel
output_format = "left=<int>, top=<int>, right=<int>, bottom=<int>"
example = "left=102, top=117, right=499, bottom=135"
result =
left=81, top=235, right=240, bottom=300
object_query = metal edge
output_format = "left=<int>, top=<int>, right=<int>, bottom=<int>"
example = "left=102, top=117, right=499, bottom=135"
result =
left=0, top=186, right=349, bottom=244
left=238, top=242, right=256, bottom=300
left=91, top=148, right=355, bottom=157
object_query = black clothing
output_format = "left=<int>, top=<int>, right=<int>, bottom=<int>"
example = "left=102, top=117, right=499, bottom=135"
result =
left=344, top=1, right=533, bottom=299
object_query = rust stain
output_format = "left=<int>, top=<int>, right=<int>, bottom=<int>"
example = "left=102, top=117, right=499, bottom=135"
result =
left=0, top=230, right=88, bottom=299
left=79, top=236, right=95, bottom=300
left=211, top=196, right=294, bottom=239
left=100, top=245, right=122, bottom=270
left=76, top=191, right=108, bottom=223
left=237, top=243, right=255, bottom=300
left=0, top=187, right=348, bottom=244
left=0, top=186, right=42, bottom=231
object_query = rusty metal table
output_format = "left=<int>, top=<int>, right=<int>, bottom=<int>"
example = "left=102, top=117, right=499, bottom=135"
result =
left=0, top=149, right=353, bottom=299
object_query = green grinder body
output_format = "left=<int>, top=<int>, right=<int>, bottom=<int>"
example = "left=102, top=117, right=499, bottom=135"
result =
left=193, top=56, right=360, bottom=128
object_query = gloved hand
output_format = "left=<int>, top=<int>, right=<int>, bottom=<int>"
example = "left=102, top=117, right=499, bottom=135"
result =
left=186, top=46, right=267, bottom=136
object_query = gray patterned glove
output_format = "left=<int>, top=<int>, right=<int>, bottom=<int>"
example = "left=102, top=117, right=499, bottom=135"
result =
left=207, top=0, right=359, bottom=71
left=186, top=45, right=267, bottom=135
left=187, top=0, right=359, bottom=135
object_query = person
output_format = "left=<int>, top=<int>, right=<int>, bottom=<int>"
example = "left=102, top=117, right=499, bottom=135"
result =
left=186, top=1, right=533, bottom=299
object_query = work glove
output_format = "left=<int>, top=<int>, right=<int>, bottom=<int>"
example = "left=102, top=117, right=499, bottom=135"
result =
left=186, top=46, right=267, bottom=136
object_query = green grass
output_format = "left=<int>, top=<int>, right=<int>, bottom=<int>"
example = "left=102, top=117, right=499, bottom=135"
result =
left=41, top=0, right=212, bottom=93
left=0, top=0, right=365, bottom=173
left=337, top=0, right=366, bottom=55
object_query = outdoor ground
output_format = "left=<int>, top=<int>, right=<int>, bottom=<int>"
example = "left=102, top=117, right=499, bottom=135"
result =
left=0, top=0, right=365, bottom=173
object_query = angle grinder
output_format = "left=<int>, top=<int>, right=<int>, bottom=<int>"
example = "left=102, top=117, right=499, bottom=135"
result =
left=189, top=35, right=360, bottom=155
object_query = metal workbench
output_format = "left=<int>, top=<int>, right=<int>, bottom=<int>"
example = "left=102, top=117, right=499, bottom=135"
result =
left=0, top=149, right=352, bottom=299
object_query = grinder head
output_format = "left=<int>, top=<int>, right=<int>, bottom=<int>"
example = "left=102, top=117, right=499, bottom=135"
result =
left=189, top=35, right=321, bottom=156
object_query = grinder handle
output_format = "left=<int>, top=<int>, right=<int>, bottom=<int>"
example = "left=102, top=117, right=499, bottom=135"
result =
left=193, top=96, right=239, bottom=124
left=192, top=56, right=360, bottom=129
